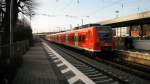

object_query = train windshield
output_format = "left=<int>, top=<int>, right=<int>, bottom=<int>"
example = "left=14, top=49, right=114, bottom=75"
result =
left=96, top=26, right=112, bottom=42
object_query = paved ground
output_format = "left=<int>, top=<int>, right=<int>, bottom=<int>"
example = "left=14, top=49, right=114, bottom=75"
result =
left=12, top=42, right=68, bottom=84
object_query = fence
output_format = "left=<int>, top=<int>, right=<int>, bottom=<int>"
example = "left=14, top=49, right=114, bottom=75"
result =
left=0, top=40, right=29, bottom=64
left=0, top=40, right=30, bottom=83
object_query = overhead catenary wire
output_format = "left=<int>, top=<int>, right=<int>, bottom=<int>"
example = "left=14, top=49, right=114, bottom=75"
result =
left=59, top=0, right=73, bottom=14
left=87, top=0, right=150, bottom=19
left=87, top=0, right=124, bottom=16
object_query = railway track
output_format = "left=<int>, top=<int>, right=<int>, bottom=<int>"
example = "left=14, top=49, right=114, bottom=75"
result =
left=50, top=41, right=150, bottom=80
left=95, top=57, right=150, bottom=81
left=44, top=40, right=150, bottom=84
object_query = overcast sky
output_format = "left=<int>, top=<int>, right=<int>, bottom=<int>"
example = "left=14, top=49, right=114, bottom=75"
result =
left=31, top=0, right=150, bottom=33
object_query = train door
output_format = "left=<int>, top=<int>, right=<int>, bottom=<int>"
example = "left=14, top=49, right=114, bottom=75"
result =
left=88, top=30, right=92, bottom=49
left=96, top=26, right=113, bottom=51
left=78, top=32, right=85, bottom=48
left=63, top=34, right=66, bottom=44
left=86, top=28, right=95, bottom=51
left=75, top=32, right=78, bottom=47
left=84, top=29, right=89, bottom=49
left=66, top=33, right=68, bottom=45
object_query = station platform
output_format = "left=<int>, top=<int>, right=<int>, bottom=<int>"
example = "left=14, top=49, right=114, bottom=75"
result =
left=12, top=41, right=68, bottom=84
left=115, top=49, right=150, bottom=66
left=116, top=48, right=150, bottom=55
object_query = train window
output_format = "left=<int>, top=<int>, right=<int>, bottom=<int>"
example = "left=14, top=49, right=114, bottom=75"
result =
left=99, top=32, right=112, bottom=42
left=79, top=36, right=81, bottom=41
left=64, top=36, right=66, bottom=41
left=56, top=36, right=59, bottom=41
left=79, top=36, right=81, bottom=42
left=69, top=37, right=71, bottom=41
left=57, top=36, right=59, bottom=41
left=60, top=36, right=62, bottom=41
left=68, top=36, right=70, bottom=41
left=79, top=35, right=85, bottom=42
left=54, top=36, right=56, bottom=41
left=62, top=36, right=65, bottom=41
left=59, top=36, right=60, bottom=40
left=72, top=36, right=75, bottom=41
left=82, top=36, right=85, bottom=42
left=55, top=36, right=57, bottom=41
left=68, top=37, right=70, bottom=41
left=68, top=36, right=74, bottom=41
left=96, top=26, right=112, bottom=42
left=55, top=36, right=56, bottom=41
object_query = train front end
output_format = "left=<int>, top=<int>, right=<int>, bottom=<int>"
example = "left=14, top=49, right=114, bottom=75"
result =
left=94, top=26, right=114, bottom=55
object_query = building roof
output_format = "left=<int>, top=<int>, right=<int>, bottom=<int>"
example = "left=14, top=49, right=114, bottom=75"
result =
left=98, top=11, right=150, bottom=27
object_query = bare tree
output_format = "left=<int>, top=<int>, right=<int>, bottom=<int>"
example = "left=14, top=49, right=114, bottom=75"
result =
left=13, top=0, right=36, bottom=25
left=1, top=0, right=36, bottom=44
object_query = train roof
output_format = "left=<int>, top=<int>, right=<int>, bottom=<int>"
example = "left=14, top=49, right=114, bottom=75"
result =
left=74, top=23, right=101, bottom=30
left=47, top=24, right=111, bottom=36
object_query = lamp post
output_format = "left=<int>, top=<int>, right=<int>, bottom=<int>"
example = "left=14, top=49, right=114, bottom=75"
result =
left=115, top=10, right=120, bottom=47
left=115, top=10, right=119, bottom=18
left=81, top=16, right=90, bottom=26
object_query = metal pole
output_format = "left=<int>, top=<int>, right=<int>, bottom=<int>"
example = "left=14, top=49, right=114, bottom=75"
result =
left=70, top=24, right=72, bottom=30
left=9, top=0, right=13, bottom=61
left=140, top=24, right=143, bottom=40
left=30, top=14, right=31, bottom=28
left=129, top=25, right=132, bottom=36
left=81, top=18, right=83, bottom=26
left=120, top=27, right=121, bottom=37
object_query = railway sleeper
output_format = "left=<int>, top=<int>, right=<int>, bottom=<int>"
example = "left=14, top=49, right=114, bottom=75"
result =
left=80, top=69, right=96, bottom=72
left=91, top=75, right=108, bottom=80
left=84, top=71, right=99, bottom=75
left=76, top=66, right=92, bottom=70
left=87, top=73, right=103, bottom=77
left=110, top=81, right=120, bottom=84
left=94, top=78, right=114, bottom=84
left=95, top=78, right=117, bottom=84
left=73, top=64, right=88, bottom=67
left=70, top=61, right=86, bottom=65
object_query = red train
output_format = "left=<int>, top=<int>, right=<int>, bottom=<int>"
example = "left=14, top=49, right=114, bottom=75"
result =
left=47, top=24, right=114, bottom=57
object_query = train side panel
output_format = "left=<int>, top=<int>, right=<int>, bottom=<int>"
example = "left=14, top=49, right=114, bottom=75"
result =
left=87, top=27, right=96, bottom=51
left=82, top=27, right=95, bottom=52
left=67, top=32, right=75, bottom=46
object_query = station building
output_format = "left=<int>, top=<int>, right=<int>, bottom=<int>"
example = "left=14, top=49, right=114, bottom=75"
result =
left=98, top=11, right=150, bottom=50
